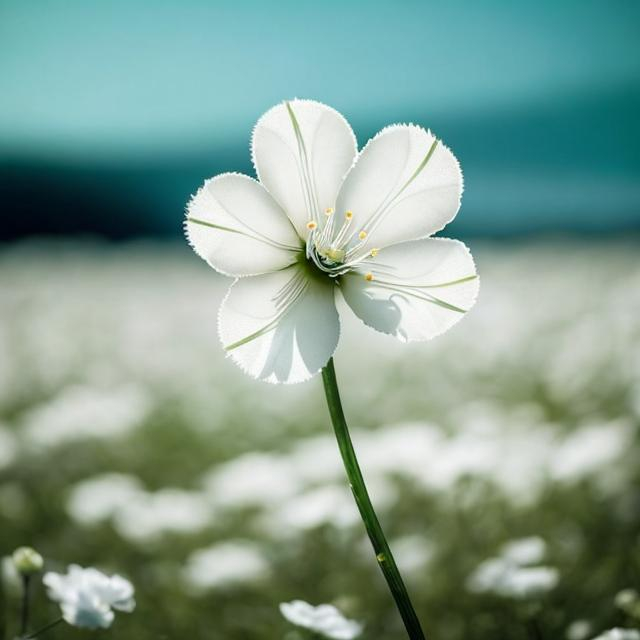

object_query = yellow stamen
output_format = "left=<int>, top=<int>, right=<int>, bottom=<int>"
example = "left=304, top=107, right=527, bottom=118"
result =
left=306, top=221, right=317, bottom=230
left=358, top=230, right=367, bottom=240
left=364, top=272, right=374, bottom=282
left=370, top=248, right=379, bottom=257
left=345, top=210, right=353, bottom=220
left=324, top=207, right=334, bottom=216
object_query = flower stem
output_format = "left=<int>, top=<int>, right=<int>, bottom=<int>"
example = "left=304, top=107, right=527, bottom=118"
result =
left=321, top=358, right=426, bottom=640
left=22, top=617, right=63, bottom=639
left=0, top=567, right=6, bottom=640
left=19, top=575, right=30, bottom=637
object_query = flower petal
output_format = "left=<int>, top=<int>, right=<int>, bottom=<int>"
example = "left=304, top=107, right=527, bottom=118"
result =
left=335, top=125, right=462, bottom=252
left=61, top=594, right=114, bottom=630
left=252, top=99, right=357, bottom=240
left=219, top=266, right=339, bottom=383
left=340, top=238, right=478, bottom=342
left=186, top=173, right=302, bottom=277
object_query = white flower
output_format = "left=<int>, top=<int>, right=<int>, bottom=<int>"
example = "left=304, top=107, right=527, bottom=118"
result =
left=202, top=452, right=298, bottom=508
left=467, top=537, right=559, bottom=600
left=566, top=620, right=592, bottom=640
left=183, top=541, right=268, bottom=590
left=280, top=600, right=362, bottom=639
left=22, top=384, right=151, bottom=448
left=501, top=536, right=547, bottom=565
left=66, top=473, right=144, bottom=526
left=43, top=565, right=135, bottom=629
left=467, top=557, right=559, bottom=599
left=616, top=589, right=640, bottom=620
left=186, top=99, right=478, bottom=383
left=497, top=565, right=559, bottom=598
left=591, top=629, right=640, bottom=640
left=113, top=488, right=212, bottom=543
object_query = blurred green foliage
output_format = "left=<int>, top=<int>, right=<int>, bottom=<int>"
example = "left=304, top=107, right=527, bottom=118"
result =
left=0, top=240, right=639, bottom=640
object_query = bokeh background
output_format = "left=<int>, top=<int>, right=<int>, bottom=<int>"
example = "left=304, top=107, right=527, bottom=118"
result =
left=1, top=2, right=639, bottom=639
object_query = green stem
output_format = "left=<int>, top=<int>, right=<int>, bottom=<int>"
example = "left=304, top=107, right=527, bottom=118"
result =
left=321, top=358, right=426, bottom=640
left=526, top=616, right=544, bottom=640
left=22, top=617, right=63, bottom=639
left=19, top=575, right=30, bottom=636
left=0, top=562, right=6, bottom=640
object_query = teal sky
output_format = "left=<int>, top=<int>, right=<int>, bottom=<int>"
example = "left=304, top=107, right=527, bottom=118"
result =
left=1, top=0, right=639, bottom=160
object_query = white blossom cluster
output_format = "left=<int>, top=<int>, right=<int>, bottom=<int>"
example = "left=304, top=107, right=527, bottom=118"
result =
left=467, top=536, right=559, bottom=599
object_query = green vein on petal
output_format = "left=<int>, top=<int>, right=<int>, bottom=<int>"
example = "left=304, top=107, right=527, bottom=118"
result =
left=424, top=296, right=467, bottom=314
left=376, top=282, right=468, bottom=314
left=224, top=274, right=309, bottom=351
left=285, top=101, right=308, bottom=156
left=398, top=138, right=439, bottom=195
left=421, top=274, right=478, bottom=288
left=285, top=101, right=319, bottom=223
left=188, top=216, right=245, bottom=235
left=188, top=216, right=301, bottom=252
left=362, top=137, right=440, bottom=238
left=224, top=317, right=281, bottom=351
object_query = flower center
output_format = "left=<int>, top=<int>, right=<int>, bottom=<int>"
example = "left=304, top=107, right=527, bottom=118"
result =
left=304, top=209, right=375, bottom=277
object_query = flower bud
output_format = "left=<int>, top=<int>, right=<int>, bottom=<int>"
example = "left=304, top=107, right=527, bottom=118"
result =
left=12, top=546, right=44, bottom=575
left=615, top=588, right=640, bottom=620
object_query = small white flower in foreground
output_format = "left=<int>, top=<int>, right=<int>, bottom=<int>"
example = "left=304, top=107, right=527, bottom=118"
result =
left=43, top=565, right=135, bottom=629
left=280, top=600, right=362, bottom=640
left=591, top=629, right=640, bottom=640
left=186, top=99, right=478, bottom=383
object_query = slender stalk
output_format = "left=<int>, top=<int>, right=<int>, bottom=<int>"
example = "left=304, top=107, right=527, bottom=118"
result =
left=22, top=617, right=63, bottom=639
left=321, top=358, right=426, bottom=640
left=0, top=563, right=6, bottom=640
left=19, top=576, right=30, bottom=637
left=526, top=616, right=544, bottom=640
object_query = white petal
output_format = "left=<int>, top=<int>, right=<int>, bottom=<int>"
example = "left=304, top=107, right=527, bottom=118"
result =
left=335, top=125, right=462, bottom=251
left=186, top=173, right=302, bottom=277
left=280, top=601, right=362, bottom=640
left=252, top=100, right=357, bottom=240
left=280, top=600, right=317, bottom=628
left=97, top=574, right=135, bottom=611
left=61, top=593, right=114, bottom=630
left=219, top=266, right=339, bottom=383
left=340, top=238, right=478, bottom=342
left=42, top=571, right=69, bottom=602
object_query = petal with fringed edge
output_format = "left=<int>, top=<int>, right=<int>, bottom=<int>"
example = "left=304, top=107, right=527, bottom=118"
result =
left=340, top=238, right=478, bottom=342
left=186, top=173, right=302, bottom=277
left=335, top=125, right=462, bottom=255
left=252, top=99, right=357, bottom=240
left=219, top=265, right=340, bottom=384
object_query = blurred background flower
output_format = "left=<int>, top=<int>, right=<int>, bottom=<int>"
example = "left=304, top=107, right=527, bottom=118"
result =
left=0, top=1, right=638, bottom=639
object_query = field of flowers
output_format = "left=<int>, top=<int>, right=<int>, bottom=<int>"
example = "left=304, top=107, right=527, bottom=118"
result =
left=1, top=238, right=639, bottom=640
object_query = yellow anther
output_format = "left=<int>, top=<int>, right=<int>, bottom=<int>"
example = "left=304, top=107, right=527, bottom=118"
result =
left=306, top=221, right=317, bottom=230
left=364, top=272, right=374, bottom=282
left=324, top=207, right=334, bottom=216
left=358, top=230, right=367, bottom=240
left=345, top=210, right=353, bottom=220
left=370, top=248, right=379, bottom=257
